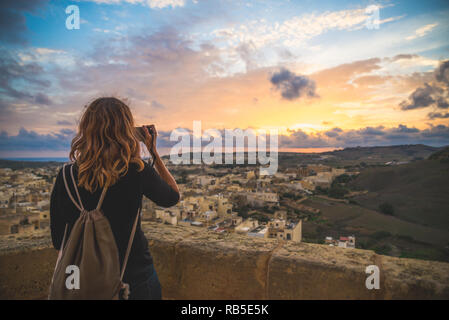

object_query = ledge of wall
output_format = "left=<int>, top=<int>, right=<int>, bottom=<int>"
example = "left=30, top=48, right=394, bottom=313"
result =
left=1, top=222, right=448, bottom=300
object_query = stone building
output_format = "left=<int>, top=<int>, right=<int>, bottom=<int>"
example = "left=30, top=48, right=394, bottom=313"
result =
left=267, top=219, right=302, bottom=242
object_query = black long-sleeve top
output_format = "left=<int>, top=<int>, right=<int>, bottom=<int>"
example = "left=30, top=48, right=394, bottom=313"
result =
left=50, top=159, right=180, bottom=282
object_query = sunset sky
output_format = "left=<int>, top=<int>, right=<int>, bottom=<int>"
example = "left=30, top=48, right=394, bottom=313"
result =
left=1, top=0, right=449, bottom=157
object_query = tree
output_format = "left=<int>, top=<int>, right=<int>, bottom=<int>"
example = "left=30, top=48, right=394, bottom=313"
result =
left=334, top=174, right=351, bottom=184
left=379, top=202, right=394, bottom=215
left=328, top=185, right=348, bottom=199
left=237, top=209, right=249, bottom=219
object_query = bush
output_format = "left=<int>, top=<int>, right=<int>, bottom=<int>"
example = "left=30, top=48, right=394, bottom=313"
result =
left=315, top=186, right=328, bottom=194
left=237, top=206, right=249, bottom=219
left=374, top=244, right=391, bottom=255
left=372, top=231, right=391, bottom=240
left=282, top=192, right=295, bottom=199
left=334, top=174, right=352, bottom=184
left=379, top=202, right=394, bottom=215
left=328, top=185, right=349, bottom=199
left=397, top=234, right=415, bottom=242
left=237, top=211, right=248, bottom=219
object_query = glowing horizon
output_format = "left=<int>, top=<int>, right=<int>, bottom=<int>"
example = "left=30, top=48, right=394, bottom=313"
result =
left=1, top=0, right=449, bottom=157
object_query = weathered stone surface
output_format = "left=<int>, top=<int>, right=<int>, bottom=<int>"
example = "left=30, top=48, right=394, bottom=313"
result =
left=268, top=242, right=381, bottom=299
left=380, top=255, right=449, bottom=299
left=0, top=248, right=57, bottom=300
left=172, top=236, right=278, bottom=299
left=143, top=222, right=198, bottom=299
left=0, top=229, right=52, bottom=256
left=0, top=221, right=448, bottom=300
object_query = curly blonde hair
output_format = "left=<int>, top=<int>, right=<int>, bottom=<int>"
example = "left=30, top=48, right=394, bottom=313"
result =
left=69, top=97, right=145, bottom=193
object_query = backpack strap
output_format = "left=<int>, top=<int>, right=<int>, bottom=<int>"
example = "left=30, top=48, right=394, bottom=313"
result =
left=120, top=202, right=142, bottom=281
left=68, top=162, right=109, bottom=211
left=56, top=224, right=68, bottom=260
left=69, top=164, right=85, bottom=211
left=95, top=181, right=108, bottom=211
left=62, top=163, right=83, bottom=212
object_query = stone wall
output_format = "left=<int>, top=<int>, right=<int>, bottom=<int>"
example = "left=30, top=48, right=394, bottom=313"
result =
left=1, top=222, right=448, bottom=299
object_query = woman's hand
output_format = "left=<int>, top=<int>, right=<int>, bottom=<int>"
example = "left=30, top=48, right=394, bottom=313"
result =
left=143, top=124, right=179, bottom=195
left=143, top=124, right=158, bottom=155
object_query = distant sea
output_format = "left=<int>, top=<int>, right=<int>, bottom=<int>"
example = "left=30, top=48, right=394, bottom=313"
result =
left=1, top=148, right=341, bottom=163
left=1, top=157, right=70, bottom=162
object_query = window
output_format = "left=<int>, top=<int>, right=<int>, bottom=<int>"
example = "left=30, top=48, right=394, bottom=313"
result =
left=10, top=225, right=19, bottom=234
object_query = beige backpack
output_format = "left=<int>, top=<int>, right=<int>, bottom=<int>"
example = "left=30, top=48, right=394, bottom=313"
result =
left=48, top=162, right=140, bottom=300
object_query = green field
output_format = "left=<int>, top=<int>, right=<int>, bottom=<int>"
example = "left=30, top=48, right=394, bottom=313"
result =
left=301, top=196, right=449, bottom=262
left=300, top=151, right=449, bottom=262
left=349, top=159, right=449, bottom=231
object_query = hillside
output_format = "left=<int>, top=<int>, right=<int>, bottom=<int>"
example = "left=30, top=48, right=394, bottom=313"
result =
left=301, top=195, right=449, bottom=261
left=277, top=144, right=442, bottom=168
left=348, top=159, right=449, bottom=232
left=302, top=148, right=449, bottom=262
left=321, top=144, right=441, bottom=167
left=325, top=144, right=439, bottom=160
left=428, top=146, right=449, bottom=162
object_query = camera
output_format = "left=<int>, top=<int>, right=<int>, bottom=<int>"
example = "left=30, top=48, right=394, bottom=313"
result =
left=135, top=125, right=155, bottom=143
left=135, top=125, right=156, bottom=167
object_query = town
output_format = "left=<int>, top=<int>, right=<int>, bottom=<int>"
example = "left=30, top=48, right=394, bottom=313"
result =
left=0, top=158, right=357, bottom=248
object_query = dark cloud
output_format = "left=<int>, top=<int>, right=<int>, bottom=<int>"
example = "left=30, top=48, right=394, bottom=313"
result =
left=279, top=129, right=328, bottom=148
left=279, top=125, right=449, bottom=148
left=270, top=68, right=317, bottom=100
left=434, top=60, right=449, bottom=85
left=436, top=97, right=449, bottom=109
left=56, top=120, right=73, bottom=126
left=394, top=124, right=419, bottom=133
left=0, top=49, right=50, bottom=102
left=150, top=100, right=165, bottom=109
left=400, top=83, right=438, bottom=110
left=400, top=60, right=449, bottom=113
left=0, top=127, right=185, bottom=153
left=1, top=124, right=448, bottom=153
left=34, top=92, right=53, bottom=105
left=359, top=126, right=386, bottom=136
left=324, top=127, right=343, bottom=138
left=0, top=0, right=49, bottom=45
left=0, top=127, right=75, bottom=151
left=428, top=112, right=449, bottom=119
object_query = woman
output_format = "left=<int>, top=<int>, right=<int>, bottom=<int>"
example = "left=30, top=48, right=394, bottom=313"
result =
left=50, top=97, right=180, bottom=300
